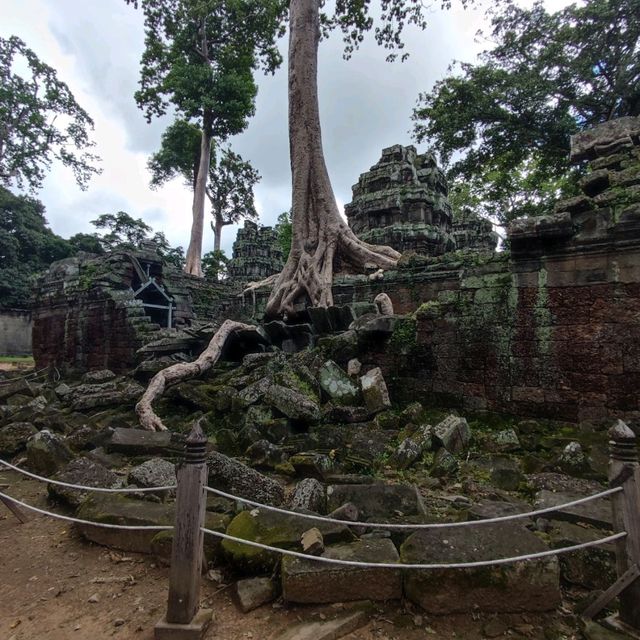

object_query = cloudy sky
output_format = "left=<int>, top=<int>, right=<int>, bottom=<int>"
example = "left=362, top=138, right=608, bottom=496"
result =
left=0, top=0, right=565, bottom=257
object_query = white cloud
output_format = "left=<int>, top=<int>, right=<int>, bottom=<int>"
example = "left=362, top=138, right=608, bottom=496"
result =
left=1, top=0, right=569, bottom=259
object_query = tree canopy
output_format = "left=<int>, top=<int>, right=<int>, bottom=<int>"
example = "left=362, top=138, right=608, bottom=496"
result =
left=148, top=119, right=260, bottom=252
left=126, top=0, right=286, bottom=276
left=412, top=0, right=640, bottom=225
left=0, top=35, right=101, bottom=192
left=0, top=187, right=73, bottom=308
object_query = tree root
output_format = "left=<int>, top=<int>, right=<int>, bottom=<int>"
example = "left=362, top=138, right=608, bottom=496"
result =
left=135, top=319, right=257, bottom=431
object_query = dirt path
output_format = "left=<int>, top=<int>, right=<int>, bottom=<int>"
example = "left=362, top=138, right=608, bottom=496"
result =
left=0, top=472, right=579, bottom=640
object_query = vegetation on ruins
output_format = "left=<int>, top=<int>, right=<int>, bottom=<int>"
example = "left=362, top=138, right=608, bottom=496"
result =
left=262, top=0, right=474, bottom=318
left=125, top=0, right=286, bottom=277
left=413, top=0, right=640, bottom=225
left=148, top=119, right=261, bottom=252
left=0, top=35, right=101, bottom=193
left=275, top=210, right=292, bottom=262
left=201, top=248, right=229, bottom=281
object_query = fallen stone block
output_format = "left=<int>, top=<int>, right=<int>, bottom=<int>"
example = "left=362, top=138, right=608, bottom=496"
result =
left=318, top=361, right=360, bottom=406
left=0, top=421, right=37, bottom=457
left=107, top=427, right=181, bottom=456
left=433, top=415, right=470, bottom=454
left=272, top=610, right=368, bottom=640
left=26, top=429, right=73, bottom=475
left=290, top=478, right=326, bottom=513
left=360, top=367, right=391, bottom=414
left=208, top=449, right=284, bottom=506
left=265, top=384, right=321, bottom=424
left=533, top=489, right=612, bottom=529
left=326, top=483, right=425, bottom=520
left=48, top=458, right=121, bottom=508
left=282, top=538, right=402, bottom=603
left=222, top=507, right=354, bottom=572
left=234, top=576, right=278, bottom=613
left=401, top=521, right=561, bottom=613
left=301, top=528, right=324, bottom=555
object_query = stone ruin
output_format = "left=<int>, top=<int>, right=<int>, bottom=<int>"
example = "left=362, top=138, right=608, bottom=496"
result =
left=345, top=144, right=456, bottom=256
left=452, top=207, right=499, bottom=252
left=227, top=220, right=284, bottom=283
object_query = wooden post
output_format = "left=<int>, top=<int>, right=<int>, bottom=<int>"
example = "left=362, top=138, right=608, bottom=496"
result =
left=155, top=423, right=212, bottom=640
left=607, top=420, right=640, bottom=632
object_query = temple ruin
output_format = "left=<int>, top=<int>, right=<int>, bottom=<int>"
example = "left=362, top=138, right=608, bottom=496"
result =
left=227, top=220, right=284, bottom=283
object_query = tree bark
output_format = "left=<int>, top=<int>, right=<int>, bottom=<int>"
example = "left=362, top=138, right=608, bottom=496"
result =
left=184, top=116, right=213, bottom=277
left=136, top=319, right=256, bottom=431
left=265, top=0, right=400, bottom=317
left=213, top=212, right=223, bottom=253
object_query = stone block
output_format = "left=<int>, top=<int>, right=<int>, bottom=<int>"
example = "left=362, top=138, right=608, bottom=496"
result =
left=360, top=367, right=391, bottom=414
left=282, top=538, right=401, bottom=603
left=326, top=483, right=425, bottom=520
left=401, top=522, right=561, bottom=613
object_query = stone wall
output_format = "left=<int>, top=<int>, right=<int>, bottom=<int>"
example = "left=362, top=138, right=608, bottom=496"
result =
left=32, top=249, right=234, bottom=373
left=232, top=117, right=640, bottom=424
left=0, top=310, right=32, bottom=356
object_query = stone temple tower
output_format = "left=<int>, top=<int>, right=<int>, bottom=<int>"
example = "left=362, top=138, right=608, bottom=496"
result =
left=345, top=145, right=456, bottom=256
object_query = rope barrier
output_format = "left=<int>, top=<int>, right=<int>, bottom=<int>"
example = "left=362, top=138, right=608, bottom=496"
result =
left=201, top=526, right=626, bottom=570
left=0, top=459, right=177, bottom=494
left=0, top=367, right=49, bottom=384
left=0, top=490, right=172, bottom=532
left=204, top=485, right=622, bottom=530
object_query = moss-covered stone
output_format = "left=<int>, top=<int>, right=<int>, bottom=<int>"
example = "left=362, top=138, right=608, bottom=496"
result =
left=222, top=508, right=354, bottom=573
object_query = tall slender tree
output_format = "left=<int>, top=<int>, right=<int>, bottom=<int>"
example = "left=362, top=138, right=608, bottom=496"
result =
left=148, top=119, right=260, bottom=252
left=126, top=0, right=285, bottom=277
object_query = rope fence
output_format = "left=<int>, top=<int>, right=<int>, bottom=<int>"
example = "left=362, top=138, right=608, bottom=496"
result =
left=0, top=367, right=49, bottom=384
left=1, top=418, right=639, bottom=635
left=0, top=489, right=171, bottom=531
left=204, top=484, right=621, bottom=530
left=0, top=458, right=177, bottom=493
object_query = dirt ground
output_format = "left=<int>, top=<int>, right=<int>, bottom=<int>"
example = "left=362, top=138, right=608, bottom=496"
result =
left=0, top=470, right=586, bottom=640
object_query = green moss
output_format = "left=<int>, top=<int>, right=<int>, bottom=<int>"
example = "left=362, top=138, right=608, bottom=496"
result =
left=389, top=317, right=417, bottom=353
left=415, top=300, right=443, bottom=319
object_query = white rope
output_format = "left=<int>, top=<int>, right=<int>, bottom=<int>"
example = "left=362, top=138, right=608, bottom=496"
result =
left=201, top=527, right=626, bottom=569
left=0, top=490, right=172, bottom=532
left=0, top=459, right=177, bottom=493
left=204, top=485, right=621, bottom=530
left=0, top=367, right=48, bottom=383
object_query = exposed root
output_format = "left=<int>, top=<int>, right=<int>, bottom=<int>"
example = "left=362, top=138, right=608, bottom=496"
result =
left=135, top=319, right=257, bottom=431
left=241, top=273, right=279, bottom=297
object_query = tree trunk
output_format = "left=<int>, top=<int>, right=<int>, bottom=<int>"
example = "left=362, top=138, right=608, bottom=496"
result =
left=265, top=0, right=400, bottom=317
left=184, top=117, right=213, bottom=276
left=213, top=212, right=223, bottom=253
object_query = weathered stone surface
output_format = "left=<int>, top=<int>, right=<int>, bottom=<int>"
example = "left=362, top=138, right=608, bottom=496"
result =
left=48, top=458, right=121, bottom=508
left=347, top=358, right=362, bottom=377
left=430, top=448, right=458, bottom=477
left=26, top=430, right=73, bottom=475
left=82, top=369, right=117, bottom=383
left=222, top=508, right=354, bottom=572
left=391, top=425, right=433, bottom=470
left=208, top=450, right=284, bottom=506
left=76, top=493, right=173, bottom=553
left=272, top=610, right=368, bottom=640
left=318, top=361, right=360, bottom=406
left=0, top=421, right=37, bottom=456
left=107, top=427, right=179, bottom=456
left=433, top=415, right=470, bottom=454
left=548, top=520, right=616, bottom=590
left=301, top=527, right=324, bottom=555
left=467, top=499, right=530, bottom=522
left=570, top=116, right=640, bottom=162
left=0, top=377, right=33, bottom=402
left=228, top=220, right=284, bottom=282
left=326, top=483, right=425, bottom=520
left=282, top=538, right=401, bottom=603
left=360, top=367, right=391, bottom=414
left=468, top=455, right=524, bottom=491
left=484, top=429, right=520, bottom=453
left=557, top=441, right=591, bottom=476
left=345, top=144, right=454, bottom=256
left=235, top=577, right=278, bottom=613
left=533, top=489, right=611, bottom=529
left=246, top=439, right=288, bottom=469
left=401, top=522, right=561, bottom=613
left=290, top=478, right=326, bottom=513
left=70, top=382, right=145, bottom=411
left=265, top=384, right=321, bottom=424
left=128, top=458, right=176, bottom=492
left=290, top=452, right=334, bottom=480
left=322, top=404, right=371, bottom=424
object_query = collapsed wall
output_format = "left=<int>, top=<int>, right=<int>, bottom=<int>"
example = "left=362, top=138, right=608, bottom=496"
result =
left=32, top=245, right=234, bottom=373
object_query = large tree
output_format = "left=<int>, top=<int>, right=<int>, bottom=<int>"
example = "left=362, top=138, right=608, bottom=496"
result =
left=0, top=36, right=101, bottom=192
left=126, top=0, right=285, bottom=277
left=148, top=119, right=260, bottom=252
left=412, top=0, right=640, bottom=225
left=266, top=0, right=452, bottom=317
